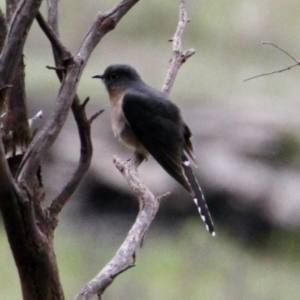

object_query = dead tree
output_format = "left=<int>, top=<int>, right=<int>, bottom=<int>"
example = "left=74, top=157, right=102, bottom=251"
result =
left=0, top=1, right=194, bottom=299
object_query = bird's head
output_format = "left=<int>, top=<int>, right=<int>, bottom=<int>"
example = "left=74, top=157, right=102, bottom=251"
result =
left=92, top=64, right=142, bottom=91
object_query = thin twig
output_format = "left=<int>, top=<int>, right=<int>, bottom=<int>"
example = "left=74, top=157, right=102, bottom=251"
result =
left=162, top=0, right=195, bottom=95
left=89, top=109, right=104, bottom=124
left=261, top=41, right=299, bottom=63
left=243, top=63, right=300, bottom=82
left=81, top=97, right=90, bottom=110
left=35, top=12, right=71, bottom=62
left=244, top=42, right=300, bottom=82
left=0, top=84, right=12, bottom=91
left=46, top=65, right=65, bottom=71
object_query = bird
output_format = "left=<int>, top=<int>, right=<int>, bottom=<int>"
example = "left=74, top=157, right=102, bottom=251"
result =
left=93, top=64, right=215, bottom=236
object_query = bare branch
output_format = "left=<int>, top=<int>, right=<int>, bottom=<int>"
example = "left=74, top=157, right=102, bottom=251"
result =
left=35, top=12, right=71, bottom=62
left=46, top=65, right=65, bottom=71
left=261, top=41, right=299, bottom=63
left=75, top=155, right=162, bottom=300
left=40, top=0, right=100, bottom=223
left=47, top=98, right=103, bottom=227
left=77, top=0, right=139, bottom=60
left=89, top=109, right=104, bottom=124
left=0, top=8, right=6, bottom=51
left=0, top=96, right=43, bottom=261
left=2, top=1, right=30, bottom=162
left=0, top=0, right=43, bottom=96
left=244, top=42, right=300, bottom=82
left=47, top=0, right=59, bottom=36
left=162, top=0, right=195, bottom=95
left=6, top=0, right=20, bottom=21
left=81, top=96, right=90, bottom=110
left=36, top=4, right=98, bottom=224
left=17, top=0, right=139, bottom=187
left=42, top=1, right=84, bottom=222
left=243, top=63, right=300, bottom=82
left=0, top=84, right=12, bottom=91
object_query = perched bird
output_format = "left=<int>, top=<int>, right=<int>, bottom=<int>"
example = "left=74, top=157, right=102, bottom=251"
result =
left=93, top=64, right=215, bottom=236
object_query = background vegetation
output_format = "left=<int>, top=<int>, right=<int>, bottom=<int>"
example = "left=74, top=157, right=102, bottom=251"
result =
left=1, top=0, right=300, bottom=299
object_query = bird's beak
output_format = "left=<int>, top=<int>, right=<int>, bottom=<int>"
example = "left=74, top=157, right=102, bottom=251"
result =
left=92, top=74, right=104, bottom=79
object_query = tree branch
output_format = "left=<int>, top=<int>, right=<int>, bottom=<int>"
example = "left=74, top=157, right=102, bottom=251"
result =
left=77, top=0, right=140, bottom=61
left=162, top=0, right=195, bottom=95
left=35, top=12, right=71, bottom=63
left=35, top=4, right=104, bottom=225
left=47, top=98, right=104, bottom=227
left=0, top=9, right=6, bottom=51
left=261, top=41, right=299, bottom=63
left=47, top=0, right=59, bottom=36
left=0, top=0, right=43, bottom=96
left=0, top=0, right=46, bottom=265
left=243, top=62, right=300, bottom=82
left=75, top=155, right=161, bottom=300
left=244, top=42, right=300, bottom=82
left=0, top=2, right=66, bottom=299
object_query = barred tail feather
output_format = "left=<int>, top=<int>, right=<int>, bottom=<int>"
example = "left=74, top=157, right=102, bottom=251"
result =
left=182, top=154, right=215, bottom=236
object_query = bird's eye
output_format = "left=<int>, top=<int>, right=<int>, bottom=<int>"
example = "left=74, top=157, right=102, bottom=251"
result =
left=110, top=73, right=118, bottom=80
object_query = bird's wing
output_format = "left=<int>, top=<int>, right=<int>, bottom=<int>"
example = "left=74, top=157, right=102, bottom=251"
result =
left=122, top=90, right=192, bottom=193
left=182, top=123, right=197, bottom=165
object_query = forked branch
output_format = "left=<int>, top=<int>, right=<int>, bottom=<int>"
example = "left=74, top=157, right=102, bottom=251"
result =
left=35, top=4, right=103, bottom=226
left=47, top=97, right=104, bottom=228
left=244, top=42, right=300, bottom=82
left=162, top=0, right=195, bottom=95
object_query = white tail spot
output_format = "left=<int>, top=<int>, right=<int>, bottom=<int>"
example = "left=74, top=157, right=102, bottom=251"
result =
left=183, top=160, right=190, bottom=166
left=200, top=214, right=206, bottom=222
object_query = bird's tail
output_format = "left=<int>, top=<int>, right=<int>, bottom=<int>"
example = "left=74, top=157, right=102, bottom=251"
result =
left=182, top=154, right=215, bottom=236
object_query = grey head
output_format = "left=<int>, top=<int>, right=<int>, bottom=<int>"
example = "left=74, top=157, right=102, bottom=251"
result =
left=92, top=64, right=143, bottom=91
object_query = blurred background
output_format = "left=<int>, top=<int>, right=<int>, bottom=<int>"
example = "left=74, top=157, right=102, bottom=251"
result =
left=1, top=0, right=300, bottom=299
